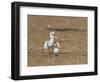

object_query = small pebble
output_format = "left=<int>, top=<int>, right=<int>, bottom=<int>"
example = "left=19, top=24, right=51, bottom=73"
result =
left=47, top=24, right=51, bottom=28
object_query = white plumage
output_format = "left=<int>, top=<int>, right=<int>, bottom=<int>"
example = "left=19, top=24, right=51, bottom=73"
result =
left=44, top=32, right=55, bottom=49
left=53, top=48, right=59, bottom=54
left=43, top=32, right=60, bottom=55
left=43, top=41, right=48, bottom=49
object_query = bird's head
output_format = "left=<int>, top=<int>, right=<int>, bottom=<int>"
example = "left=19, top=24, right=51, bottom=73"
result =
left=49, top=32, right=56, bottom=38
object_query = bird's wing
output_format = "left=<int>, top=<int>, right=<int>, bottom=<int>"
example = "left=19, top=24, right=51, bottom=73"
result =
left=43, top=41, right=48, bottom=49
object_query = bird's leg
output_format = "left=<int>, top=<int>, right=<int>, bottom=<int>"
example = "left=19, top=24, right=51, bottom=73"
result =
left=48, top=48, right=52, bottom=55
left=48, top=48, right=51, bottom=55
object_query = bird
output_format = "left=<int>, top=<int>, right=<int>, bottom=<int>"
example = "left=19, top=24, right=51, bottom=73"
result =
left=53, top=42, right=60, bottom=55
left=43, top=32, right=60, bottom=55
left=43, top=32, right=55, bottom=49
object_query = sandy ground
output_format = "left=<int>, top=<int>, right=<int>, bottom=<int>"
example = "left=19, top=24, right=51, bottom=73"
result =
left=28, top=15, right=88, bottom=66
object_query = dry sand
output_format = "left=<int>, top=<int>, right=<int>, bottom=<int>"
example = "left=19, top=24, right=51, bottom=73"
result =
left=28, top=15, right=88, bottom=66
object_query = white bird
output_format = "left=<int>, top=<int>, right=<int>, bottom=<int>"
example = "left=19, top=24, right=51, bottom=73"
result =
left=43, top=32, right=60, bottom=55
left=44, top=32, right=55, bottom=49
left=53, top=42, right=60, bottom=55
